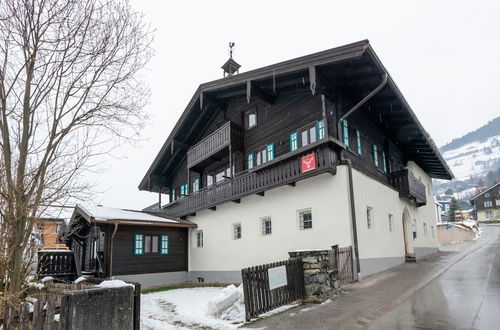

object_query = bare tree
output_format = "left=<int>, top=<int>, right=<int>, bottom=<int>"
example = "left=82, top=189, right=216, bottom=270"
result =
left=0, top=0, right=153, bottom=305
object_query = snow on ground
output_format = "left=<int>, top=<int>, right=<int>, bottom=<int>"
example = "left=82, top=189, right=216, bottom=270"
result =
left=141, top=285, right=297, bottom=330
left=97, top=280, right=134, bottom=288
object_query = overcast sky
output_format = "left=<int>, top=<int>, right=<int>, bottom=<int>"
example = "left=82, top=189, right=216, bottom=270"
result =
left=87, top=0, right=500, bottom=210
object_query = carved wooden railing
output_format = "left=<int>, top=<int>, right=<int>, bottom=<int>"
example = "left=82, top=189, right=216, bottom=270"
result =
left=163, top=144, right=338, bottom=217
left=187, top=121, right=243, bottom=169
left=389, top=169, right=427, bottom=206
left=37, top=250, right=77, bottom=281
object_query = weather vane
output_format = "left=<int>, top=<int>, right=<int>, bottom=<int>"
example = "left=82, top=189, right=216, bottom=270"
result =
left=229, top=42, right=235, bottom=59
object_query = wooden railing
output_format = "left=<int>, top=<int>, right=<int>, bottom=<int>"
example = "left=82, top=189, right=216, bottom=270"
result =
left=164, top=143, right=338, bottom=217
left=389, top=169, right=427, bottom=206
left=37, top=250, right=77, bottom=281
left=187, top=121, right=243, bottom=169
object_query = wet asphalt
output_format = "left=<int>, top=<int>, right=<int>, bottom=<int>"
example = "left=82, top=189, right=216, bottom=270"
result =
left=248, top=225, right=500, bottom=330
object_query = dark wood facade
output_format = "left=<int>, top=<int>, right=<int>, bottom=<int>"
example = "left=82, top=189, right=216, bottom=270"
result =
left=140, top=40, right=453, bottom=218
left=471, top=182, right=500, bottom=211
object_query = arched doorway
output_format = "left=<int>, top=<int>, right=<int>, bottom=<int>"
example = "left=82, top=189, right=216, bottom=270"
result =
left=402, top=208, right=412, bottom=255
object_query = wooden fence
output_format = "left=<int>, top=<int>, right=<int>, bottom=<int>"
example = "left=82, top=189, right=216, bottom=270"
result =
left=329, top=245, right=357, bottom=286
left=241, top=258, right=304, bottom=321
left=37, top=251, right=77, bottom=281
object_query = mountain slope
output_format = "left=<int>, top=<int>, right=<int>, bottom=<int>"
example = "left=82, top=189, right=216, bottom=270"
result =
left=441, top=117, right=500, bottom=152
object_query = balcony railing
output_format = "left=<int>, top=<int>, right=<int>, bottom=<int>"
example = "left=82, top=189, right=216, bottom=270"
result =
left=163, top=142, right=338, bottom=217
left=389, top=169, right=427, bottom=206
left=187, top=121, right=243, bottom=169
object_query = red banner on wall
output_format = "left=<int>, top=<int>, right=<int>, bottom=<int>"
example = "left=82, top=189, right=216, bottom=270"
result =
left=301, top=153, right=316, bottom=173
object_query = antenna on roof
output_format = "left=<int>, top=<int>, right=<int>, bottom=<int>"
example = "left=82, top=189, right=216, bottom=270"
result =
left=221, top=42, right=241, bottom=77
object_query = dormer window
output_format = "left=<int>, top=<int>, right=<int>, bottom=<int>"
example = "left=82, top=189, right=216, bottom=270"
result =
left=246, top=109, right=257, bottom=129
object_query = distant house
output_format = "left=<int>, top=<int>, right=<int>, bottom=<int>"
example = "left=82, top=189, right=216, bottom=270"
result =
left=138, top=40, right=453, bottom=285
left=470, top=182, right=500, bottom=222
left=63, top=205, right=196, bottom=285
left=34, top=217, right=67, bottom=250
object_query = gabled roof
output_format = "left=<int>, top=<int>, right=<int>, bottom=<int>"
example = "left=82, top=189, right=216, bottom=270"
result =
left=470, top=182, right=500, bottom=201
left=71, top=205, right=196, bottom=227
left=139, top=40, right=453, bottom=192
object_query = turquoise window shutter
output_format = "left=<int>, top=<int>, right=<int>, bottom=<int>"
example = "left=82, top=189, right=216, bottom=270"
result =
left=356, top=130, right=362, bottom=155
left=267, top=144, right=275, bottom=161
left=342, top=120, right=349, bottom=147
left=134, top=234, right=144, bottom=255
left=160, top=235, right=169, bottom=255
left=290, top=132, right=298, bottom=151
left=372, top=144, right=379, bottom=168
left=248, top=153, right=254, bottom=169
left=317, top=120, right=325, bottom=140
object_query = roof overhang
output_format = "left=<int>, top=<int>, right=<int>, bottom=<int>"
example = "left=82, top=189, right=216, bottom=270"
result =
left=139, top=40, right=453, bottom=192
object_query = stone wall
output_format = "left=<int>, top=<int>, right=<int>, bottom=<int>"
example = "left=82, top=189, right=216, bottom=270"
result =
left=289, top=249, right=339, bottom=303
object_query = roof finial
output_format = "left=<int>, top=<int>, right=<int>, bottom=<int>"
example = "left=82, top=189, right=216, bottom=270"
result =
left=221, top=42, right=241, bottom=77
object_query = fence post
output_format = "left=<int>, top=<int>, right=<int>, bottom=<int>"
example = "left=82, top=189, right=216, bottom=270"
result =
left=19, top=302, right=30, bottom=330
left=349, top=245, right=355, bottom=281
left=331, top=244, right=339, bottom=271
left=133, top=282, right=141, bottom=330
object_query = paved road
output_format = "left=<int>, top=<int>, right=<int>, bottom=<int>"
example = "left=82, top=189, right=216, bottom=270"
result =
left=369, top=225, right=500, bottom=330
left=249, top=225, right=500, bottom=330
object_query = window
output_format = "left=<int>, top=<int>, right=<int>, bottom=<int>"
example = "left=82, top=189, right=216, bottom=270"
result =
left=206, top=174, right=213, bottom=187
left=298, top=209, right=312, bottom=230
left=37, top=224, right=44, bottom=245
left=171, top=188, right=176, bottom=201
left=382, top=150, right=387, bottom=173
left=486, top=210, right=493, bottom=218
left=180, top=184, right=189, bottom=196
left=160, top=235, right=169, bottom=254
left=484, top=201, right=493, bottom=208
left=196, top=230, right=203, bottom=248
left=485, top=192, right=490, bottom=198
left=261, top=217, right=272, bottom=236
left=388, top=214, right=393, bottom=232
left=367, top=206, right=373, bottom=229
left=341, top=120, right=349, bottom=147
left=423, top=223, right=428, bottom=237
left=317, top=120, right=325, bottom=140
left=372, top=144, right=379, bottom=168
left=356, top=130, right=362, bottom=155
left=248, top=153, right=254, bottom=169
left=290, top=132, right=299, bottom=151
left=496, top=200, right=500, bottom=206
left=299, top=124, right=318, bottom=147
left=134, top=234, right=144, bottom=255
left=215, top=170, right=225, bottom=183
left=255, top=145, right=273, bottom=166
left=144, top=235, right=159, bottom=254
left=233, top=223, right=242, bottom=240
left=246, top=109, right=257, bottom=129
left=56, top=224, right=62, bottom=234
left=193, top=178, right=200, bottom=193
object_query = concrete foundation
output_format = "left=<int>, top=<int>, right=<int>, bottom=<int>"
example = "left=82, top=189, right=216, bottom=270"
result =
left=359, top=257, right=405, bottom=277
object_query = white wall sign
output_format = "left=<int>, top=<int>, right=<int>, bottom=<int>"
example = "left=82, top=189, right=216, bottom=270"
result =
left=268, top=265, right=287, bottom=290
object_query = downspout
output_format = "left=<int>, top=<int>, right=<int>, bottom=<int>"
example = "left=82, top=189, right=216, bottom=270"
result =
left=109, top=223, right=119, bottom=277
left=337, top=74, right=388, bottom=278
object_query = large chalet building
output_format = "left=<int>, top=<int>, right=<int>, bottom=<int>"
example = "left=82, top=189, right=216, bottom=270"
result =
left=137, top=40, right=453, bottom=285
left=470, top=182, right=500, bottom=222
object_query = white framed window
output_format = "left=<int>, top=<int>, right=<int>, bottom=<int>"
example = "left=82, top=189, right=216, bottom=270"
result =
left=246, top=109, right=257, bottom=129
left=367, top=206, right=374, bottom=229
left=261, top=217, right=272, bottom=236
left=298, top=209, right=312, bottom=230
left=486, top=210, right=493, bottom=218
left=232, top=223, right=242, bottom=240
left=496, top=199, right=500, bottom=206
left=196, top=230, right=203, bottom=248
left=423, top=223, right=428, bottom=237
left=193, top=178, right=200, bottom=193
left=388, top=214, right=393, bottom=232
left=484, top=201, right=493, bottom=208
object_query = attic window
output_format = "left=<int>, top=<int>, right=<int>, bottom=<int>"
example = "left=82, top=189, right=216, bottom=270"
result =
left=246, top=109, right=257, bottom=129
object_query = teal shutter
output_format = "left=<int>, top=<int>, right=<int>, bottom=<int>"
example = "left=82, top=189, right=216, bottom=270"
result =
left=317, top=120, right=325, bottom=140
left=160, top=235, right=169, bottom=255
left=182, top=184, right=189, bottom=195
left=372, top=144, right=379, bottom=168
left=266, top=144, right=275, bottom=161
left=382, top=151, right=387, bottom=173
left=290, top=132, right=298, bottom=151
left=134, top=234, right=144, bottom=255
left=248, top=153, right=254, bottom=169
left=342, top=120, right=349, bottom=147
left=356, top=130, right=362, bottom=155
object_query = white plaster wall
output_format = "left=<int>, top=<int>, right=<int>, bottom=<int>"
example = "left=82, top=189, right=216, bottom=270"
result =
left=187, top=171, right=352, bottom=272
left=352, top=161, right=439, bottom=261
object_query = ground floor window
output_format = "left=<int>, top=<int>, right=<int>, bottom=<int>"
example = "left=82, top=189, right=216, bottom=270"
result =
left=144, top=235, right=159, bottom=253
left=233, top=223, right=242, bottom=239
left=486, top=210, right=493, bottom=218
left=196, top=230, right=203, bottom=248
left=134, top=234, right=144, bottom=255
left=298, top=209, right=312, bottom=230
left=261, top=217, right=272, bottom=235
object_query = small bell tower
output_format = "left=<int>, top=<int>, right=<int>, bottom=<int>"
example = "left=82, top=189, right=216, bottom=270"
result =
left=221, top=42, right=241, bottom=77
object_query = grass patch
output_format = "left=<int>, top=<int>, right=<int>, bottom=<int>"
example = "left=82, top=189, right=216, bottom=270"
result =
left=141, top=282, right=237, bottom=294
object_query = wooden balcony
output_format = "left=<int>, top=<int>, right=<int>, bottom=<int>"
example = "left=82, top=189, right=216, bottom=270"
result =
left=389, top=169, right=427, bottom=206
left=187, top=121, right=243, bottom=170
left=163, top=142, right=338, bottom=218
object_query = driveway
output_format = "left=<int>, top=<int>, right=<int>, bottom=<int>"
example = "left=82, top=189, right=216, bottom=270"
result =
left=248, top=225, right=500, bottom=330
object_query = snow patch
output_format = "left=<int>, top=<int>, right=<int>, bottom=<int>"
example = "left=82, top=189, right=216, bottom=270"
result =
left=27, top=282, right=45, bottom=290
left=74, top=276, right=87, bottom=284
left=41, top=276, right=54, bottom=283
left=96, top=280, right=133, bottom=288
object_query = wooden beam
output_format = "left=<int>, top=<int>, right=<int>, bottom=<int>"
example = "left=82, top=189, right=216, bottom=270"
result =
left=200, top=91, right=227, bottom=111
left=209, top=206, right=216, bottom=211
left=189, top=213, right=196, bottom=217
left=256, top=192, right=265, bottom=196
left=309, top=66, right=317, bottom=95
left=287, top=182, right=296, bottom=187
left=232, top=199, right=241, bottom=204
